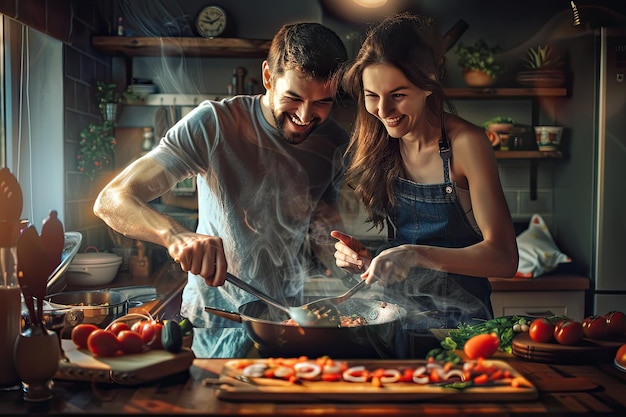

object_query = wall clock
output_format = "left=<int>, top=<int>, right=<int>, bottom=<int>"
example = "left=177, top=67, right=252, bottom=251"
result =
left=196, top=5, right=227, bottom=38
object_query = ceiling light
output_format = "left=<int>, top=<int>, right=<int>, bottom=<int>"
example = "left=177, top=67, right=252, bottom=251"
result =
left=353, top=0, right=389, bottom=8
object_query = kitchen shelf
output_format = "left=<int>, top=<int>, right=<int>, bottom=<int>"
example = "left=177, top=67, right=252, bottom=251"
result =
left=92, top=36, right=271, bottom=58
left=495, top=150, right=562, bottom=159
left=444, top=87, right=568, bottom=98
left=93, top=36, right=565, bottom=200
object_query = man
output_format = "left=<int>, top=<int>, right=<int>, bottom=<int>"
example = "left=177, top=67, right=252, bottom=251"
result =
left=94, top=22, right=349, bottom=357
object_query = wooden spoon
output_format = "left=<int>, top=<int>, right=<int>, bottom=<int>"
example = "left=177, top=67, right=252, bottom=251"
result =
left=0, top=167, right=23, bottom=221
left=17, top=226, right=49, bottom=326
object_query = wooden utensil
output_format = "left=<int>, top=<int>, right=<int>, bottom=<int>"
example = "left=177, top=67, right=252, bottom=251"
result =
left=17, top=226, right=49, bottom=325
left=40, top=210, right=65, bottom=280
left=0, top=167, right=23, bottom=221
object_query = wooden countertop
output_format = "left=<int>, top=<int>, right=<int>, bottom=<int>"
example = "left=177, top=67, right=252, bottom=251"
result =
left=2, top=352, right=625, bottom=416
left=41, top=266, right=618, bottom=415
left=488, top=274, right=590, bottom=291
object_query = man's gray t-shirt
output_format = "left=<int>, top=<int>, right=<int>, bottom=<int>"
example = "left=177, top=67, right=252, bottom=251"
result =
left=148, top=95, right=348, bottom=357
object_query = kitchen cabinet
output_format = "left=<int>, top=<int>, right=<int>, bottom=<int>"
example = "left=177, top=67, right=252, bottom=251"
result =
left=488, top=274, right=589, bottom=321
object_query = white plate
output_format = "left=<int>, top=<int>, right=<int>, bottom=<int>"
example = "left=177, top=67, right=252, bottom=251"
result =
left=615, top=359, right=626, bottom=373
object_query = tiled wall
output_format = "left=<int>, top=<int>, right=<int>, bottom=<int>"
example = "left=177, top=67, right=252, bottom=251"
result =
left=0, top=0, right=116, bottom=249
left=500, top=160, right=555, bottom=225
left=62, top=1, right=117, bottom=250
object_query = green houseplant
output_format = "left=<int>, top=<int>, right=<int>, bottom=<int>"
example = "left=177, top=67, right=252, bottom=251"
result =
left=516, top=44, right=566, bottom=87
left=95, top=81, right=123, bottom=121
left=523, top=44, right=562, bottom=70
left=77, top=120, right=116, bottom=180
left=454, top=39, right=505, bottom=87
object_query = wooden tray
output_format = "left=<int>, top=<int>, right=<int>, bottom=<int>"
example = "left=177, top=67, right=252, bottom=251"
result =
left=512, top=332, right=624, bottom=364
left=55, top=339, right=194, bottom=385
left=214, top=359, right=538, bottom=403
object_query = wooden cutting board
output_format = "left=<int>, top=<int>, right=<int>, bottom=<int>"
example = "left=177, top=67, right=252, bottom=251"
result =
left=56, top=339, right=194, bottom=385
left=214, top=359, right=538, bottom=403
left=512, top=332, right=624, bottom=364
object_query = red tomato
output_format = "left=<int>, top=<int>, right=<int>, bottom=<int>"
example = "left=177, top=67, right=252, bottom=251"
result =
left=108, top=321, right=131, bottom=336
left=87, top=329, right=121, bottom=357
left=71, top=323, right=99, bottom=349
left=529, top=318, right=554, bottom=343
left=616, top=344, right=626, bottom=368
left=140, top=321, right=164, bottom=349
left=117, top=330, right=144, bottom=354
left=604, top=311, right=626, bottom=337
left=131, top=319, right=149, bottom=334
left=582, top=315, right=610, bottom=340
left=553, top=319, right=584, bottom=345
left=463, top=333, right=500, bottom=359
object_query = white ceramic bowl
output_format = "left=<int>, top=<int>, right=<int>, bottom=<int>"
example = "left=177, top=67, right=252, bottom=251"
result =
left=128, top=83, right=157, bottom=100
left=65, top=252, right=123, bottom=287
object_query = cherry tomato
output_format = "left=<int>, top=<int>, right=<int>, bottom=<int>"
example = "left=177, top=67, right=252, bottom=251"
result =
left=108, top=321, right=131, bottom=336
left=529, top=318, right=554, bottom=343
left=463, top=333, right=500, bottom=359
left=131, top=319, right=149, bottom=334
left=87, top=328, right=121, bottom=357
left=71, top=323, right=99, bottom=349
left=582, top=315, right=610, bottom=340
left=553, top=319, right=584, bottom=345
left=140, top=321, right=164, bottom=349
left=117, top=330, right=144, bottom=354
left=604, top=311, right=626, bottom=337
left=616, top=344, right=626, bottom=368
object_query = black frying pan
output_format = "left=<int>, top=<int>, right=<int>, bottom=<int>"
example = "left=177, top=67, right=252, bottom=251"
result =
left=205, top=298, right=406, bottom=358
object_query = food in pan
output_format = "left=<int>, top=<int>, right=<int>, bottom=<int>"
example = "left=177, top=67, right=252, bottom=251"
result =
left=281, top=314, right=367, bottom=327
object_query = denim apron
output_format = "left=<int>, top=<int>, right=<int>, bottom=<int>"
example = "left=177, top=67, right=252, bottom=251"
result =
left=382, top=127, right=493, bottom=330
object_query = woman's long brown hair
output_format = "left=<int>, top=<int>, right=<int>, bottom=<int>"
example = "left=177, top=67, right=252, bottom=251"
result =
left=342, top=13, right=453, bottom=230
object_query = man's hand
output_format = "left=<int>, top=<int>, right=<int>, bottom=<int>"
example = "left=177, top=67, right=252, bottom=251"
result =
left=169, top=232, right=227, bottom=286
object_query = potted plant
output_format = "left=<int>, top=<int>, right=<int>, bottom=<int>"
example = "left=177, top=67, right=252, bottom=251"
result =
left=95, top=81, right=123, bottom=121
left=516, top=44, right=566, bottom=87
left=454, top=39, right=505, bottom=87
left=76, top=120, right=116, bottom=180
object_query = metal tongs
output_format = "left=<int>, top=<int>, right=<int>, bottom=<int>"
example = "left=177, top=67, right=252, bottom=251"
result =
left=225, top=272, right=343, bottom=327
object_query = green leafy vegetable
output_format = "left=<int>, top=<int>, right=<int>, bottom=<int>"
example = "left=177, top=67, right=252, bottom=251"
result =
left=426, top=348, right=462, bottom=364
left=443, top=316, right=532, bottom=354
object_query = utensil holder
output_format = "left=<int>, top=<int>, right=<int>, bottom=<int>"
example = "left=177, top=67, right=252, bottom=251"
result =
left=13, top=324, right=61, bottom=402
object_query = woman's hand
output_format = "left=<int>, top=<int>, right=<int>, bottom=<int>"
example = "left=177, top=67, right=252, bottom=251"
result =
left=361, top=245, right=418, bottom=286
left=330, top=230, right=372, bottom=274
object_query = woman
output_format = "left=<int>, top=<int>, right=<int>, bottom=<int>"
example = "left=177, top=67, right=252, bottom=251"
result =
left=332, top=13, right=518, bottom=329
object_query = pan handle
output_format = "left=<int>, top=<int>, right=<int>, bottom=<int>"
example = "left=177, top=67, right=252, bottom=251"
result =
left=225, top=273, right=291, bottom=315
left=204, top=306, right=243, bottom=323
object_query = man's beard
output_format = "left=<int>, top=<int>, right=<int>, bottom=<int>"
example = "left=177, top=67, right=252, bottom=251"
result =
left=270, top=103, right=316, bottom=145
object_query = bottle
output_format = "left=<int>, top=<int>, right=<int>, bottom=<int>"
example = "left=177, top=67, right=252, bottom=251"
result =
left=142, top=127, right=155, bottom=153
left=0, top=220, right=22, bottom=391
left=117, top=16, right=125, bottom=36
left=231, top=69, right=238, bottom=95
left=129, top=240, right=150, bottom=277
